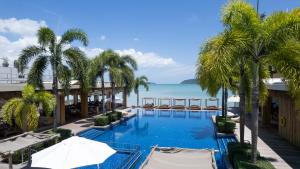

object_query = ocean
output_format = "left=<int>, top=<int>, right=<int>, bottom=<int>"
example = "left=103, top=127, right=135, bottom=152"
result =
left=121, top=84, right=232, bottom=107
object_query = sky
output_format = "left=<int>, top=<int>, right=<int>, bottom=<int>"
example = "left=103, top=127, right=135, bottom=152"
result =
left=0, top=0, right=299, bottom=83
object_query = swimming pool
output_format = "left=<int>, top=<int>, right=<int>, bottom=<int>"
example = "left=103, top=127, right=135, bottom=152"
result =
left=79, top=109, right=235, bottom=169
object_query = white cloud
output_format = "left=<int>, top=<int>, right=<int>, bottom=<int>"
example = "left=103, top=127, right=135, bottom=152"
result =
left=133, top=38, right=139, bottom=41
left=100, top=35, right=106, bottom=41
left=84, top=48, right=194, bottom=83
left=0, top=18, right=46, bottom=65
left=0, top=17, right=194, bottom=83
left=115, top=49, right=176, bottom=68
left=79, top=47, right=104, bottom=57
left=0, top=18, right=47, bottom=37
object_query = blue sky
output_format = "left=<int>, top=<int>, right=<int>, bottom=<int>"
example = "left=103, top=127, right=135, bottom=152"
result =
left=0, top=0, right=299, bottom=83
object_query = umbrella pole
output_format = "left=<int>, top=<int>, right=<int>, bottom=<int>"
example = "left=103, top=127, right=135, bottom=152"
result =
left=8, top=153, right=13, bottom=169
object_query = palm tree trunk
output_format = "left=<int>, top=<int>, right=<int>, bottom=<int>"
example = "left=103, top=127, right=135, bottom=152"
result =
left=137, top=89, right=139, bottom=107
left=52, top=63, right=59, bottom=130
left=123, top=88, right=127, bottom=108
left=101, top=73, right=106, bottom=113
left=251, top=61, right=260, bottom=163
left=239, top=64, right=246, bottom=144
left=222, top=86, right=225, bottom=117
left=224, top=87, right=228, bottom=120
left=111, top=81, right=116, bottom=112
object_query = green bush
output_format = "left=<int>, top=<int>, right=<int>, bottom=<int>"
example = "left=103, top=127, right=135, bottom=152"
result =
left=115, top=111, right=122, bottom=119
left=216, top=116, right=226, bottom=123
left=110, top=113, right=118, bottom=122
left=95, top=116, right=109, bottom=126
left=217, top=119, right=236, bottom=133
left=54, top=128, right=72, bottom=141
left=228, top=143, right=273, bottom=169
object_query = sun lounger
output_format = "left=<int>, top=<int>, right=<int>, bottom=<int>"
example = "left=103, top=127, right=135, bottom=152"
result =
left=143, top=104, right=155, bottom=109
left=188, top=105, right=201, bottom=110
left=140, top=146, right=217, bottom=169
left=171, top=105, right=186, bottom=110
left=204, top=106, right=219, bottom=110
left=158, top=104, right=171, bottom=109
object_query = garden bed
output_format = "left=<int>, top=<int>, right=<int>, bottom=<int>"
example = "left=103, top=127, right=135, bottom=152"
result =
left=228, top=142, right=275, bottom=169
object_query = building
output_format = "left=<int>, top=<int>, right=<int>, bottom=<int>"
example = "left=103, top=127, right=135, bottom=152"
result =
left=262, top=78, right=300, bottom=147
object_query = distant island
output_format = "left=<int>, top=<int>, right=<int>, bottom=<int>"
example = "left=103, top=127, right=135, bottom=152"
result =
left=180, top=79, right=198, bottom=84
left=147, top=82, right=156, bottom=84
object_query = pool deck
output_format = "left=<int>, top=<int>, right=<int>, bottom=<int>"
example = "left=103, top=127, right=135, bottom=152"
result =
left=235, top=122, right=300, bottom=169
left=60, top=108, right=135, bottom=135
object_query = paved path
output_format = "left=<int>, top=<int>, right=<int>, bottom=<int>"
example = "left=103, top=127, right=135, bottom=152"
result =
left=60, top=109, right=134, bottom=135
left=235, top=123, right=300, bottom=169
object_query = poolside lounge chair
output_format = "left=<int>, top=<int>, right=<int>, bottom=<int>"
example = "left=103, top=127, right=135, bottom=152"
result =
left=143, top=103, right=155, bottom=109
left=171, top=105, right=186, bottom=110
left=140, top=146, right=217, bottom=169
left=204, top=106, right=219, bottom=110
left=188, top=105, right=202, bottom=110
left=158, top=104, right=171, bottom=109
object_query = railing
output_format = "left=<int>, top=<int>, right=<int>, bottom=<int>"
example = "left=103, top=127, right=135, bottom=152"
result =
left=104, top=142, right=141, bottom=169
left=0, top=66, right=52, bottom=84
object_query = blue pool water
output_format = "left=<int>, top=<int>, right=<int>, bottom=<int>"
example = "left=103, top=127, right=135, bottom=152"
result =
left=79, top=109, right=235, bottom=169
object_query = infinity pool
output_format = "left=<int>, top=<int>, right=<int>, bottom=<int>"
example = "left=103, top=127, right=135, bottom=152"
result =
left=79, top=109, right=231, bottom=169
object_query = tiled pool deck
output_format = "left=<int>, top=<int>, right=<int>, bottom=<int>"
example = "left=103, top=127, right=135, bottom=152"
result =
left=235, top=122, right=300, bottom=169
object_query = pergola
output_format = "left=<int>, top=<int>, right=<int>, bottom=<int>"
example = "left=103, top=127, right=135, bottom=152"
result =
left=142, top=97, right=156, bottom=106
left=188, top=98, right=202, bottom=107
left=172, top=98, right=186, bottom=106
left=0, top=132, right=59, bottom=169
left=205, top=98, right=220, bottom=109
left=158, top=98, right=172, bottom=106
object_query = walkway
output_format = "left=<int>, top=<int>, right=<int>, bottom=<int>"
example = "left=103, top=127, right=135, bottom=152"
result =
left=235, top=121, right=300, bottom=169
left=60, top=109, right=134, bottom=135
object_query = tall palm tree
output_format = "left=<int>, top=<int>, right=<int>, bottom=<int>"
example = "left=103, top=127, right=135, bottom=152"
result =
left=95, top=50, right=137, bottom=112
left=66, top=48, right=90, bottom=116
left=1, top=84, right=55, bottom=131
left=89, top=50, right=113, bottom=113
left=134, top=76, right=149, bottom=107
left=120, top=66, right=135, bottom=108
left=222, top=0, right=300, bottom=162
left=18, top=27, right=88, bottom=129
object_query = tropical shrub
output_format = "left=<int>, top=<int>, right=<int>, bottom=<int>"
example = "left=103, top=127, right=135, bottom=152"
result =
left=216, top=116, right=236, bottom=133
left=110, top=113, right=118, bottom=122
left=228, top=142, right=274, bottom=169
left=1, top=84, right=55, bottom=131
left=54, top=128, right=72, bottom=141
left=95, top=116, right=109, bottom=126
left=115, top=111, right=123, bottom=119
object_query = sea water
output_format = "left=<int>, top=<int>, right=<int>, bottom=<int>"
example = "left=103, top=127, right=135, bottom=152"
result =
left=122, top=84, right=233, bottom=107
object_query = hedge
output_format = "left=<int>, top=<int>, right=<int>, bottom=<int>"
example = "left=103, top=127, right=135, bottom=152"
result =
left=216, top=116, right=236, bottom=133
left=54, top=128, right=72, bottom=141
left=95, top=116, right=110, bottom=126
left=228, top=142, right=275, bottom=169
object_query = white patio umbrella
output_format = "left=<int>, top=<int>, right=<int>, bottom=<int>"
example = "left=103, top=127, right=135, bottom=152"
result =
left=31, top=136, right=116, bottom=169
left=227, top=95, right=240, bottom=102
left=227, top=95, right=240, bottom=107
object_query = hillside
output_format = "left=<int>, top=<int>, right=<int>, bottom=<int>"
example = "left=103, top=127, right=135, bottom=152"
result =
left=180, top=79, right=198, bottom=84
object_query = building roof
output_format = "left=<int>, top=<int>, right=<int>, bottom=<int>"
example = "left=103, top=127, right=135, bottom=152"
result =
left=264, top=78, right=288, bottom=91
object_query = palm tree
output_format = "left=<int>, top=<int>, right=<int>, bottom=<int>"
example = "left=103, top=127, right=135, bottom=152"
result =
left=18, top=27, right=88, bottom=129
left=89, top=50, right=112, bottom=113
left=222, top=0, right=300, bottom=162
left=1, top=84, right=55, bottom=131
left=109, top=53, right=137, bottom=112
left=66, top=48, right=90, bottom=116
left=134, top=76, right=149, bottom=107
left=120, top=65, right=135, bottom=108
left=92, top=50, right=137, bottom=112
